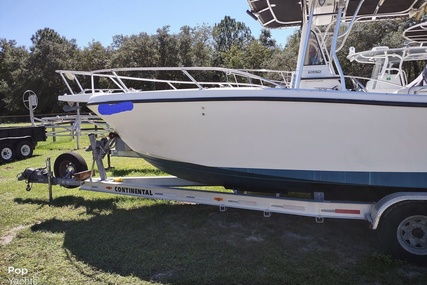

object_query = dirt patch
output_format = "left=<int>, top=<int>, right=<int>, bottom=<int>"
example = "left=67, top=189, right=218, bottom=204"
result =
left=0, top=225, right=30, bottom=246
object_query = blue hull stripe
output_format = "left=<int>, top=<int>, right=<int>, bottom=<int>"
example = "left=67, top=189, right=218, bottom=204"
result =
left=98, top=101, right=133, bottom=115
left=139, top=153, right=427, bottom=202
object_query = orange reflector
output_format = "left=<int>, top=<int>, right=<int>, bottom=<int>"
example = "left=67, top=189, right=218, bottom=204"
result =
left=335, top=209, right=360, bottom=214
left=214, top=197, right=223, bottom=202
left=106, top=186, right=112, bottom=190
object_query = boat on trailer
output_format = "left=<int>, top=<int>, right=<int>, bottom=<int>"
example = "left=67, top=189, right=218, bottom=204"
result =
left=19, top=0, right=427, bottom=262
left=57, top=0, right=427, bottom=202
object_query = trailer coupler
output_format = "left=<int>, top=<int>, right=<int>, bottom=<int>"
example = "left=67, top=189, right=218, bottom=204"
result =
left=17, top=159, right=82, bottom=191
left=18, top=167, right=49, bottom=191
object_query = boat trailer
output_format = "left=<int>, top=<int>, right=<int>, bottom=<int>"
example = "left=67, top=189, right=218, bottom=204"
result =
left=17, top=134, right=427, bottom=263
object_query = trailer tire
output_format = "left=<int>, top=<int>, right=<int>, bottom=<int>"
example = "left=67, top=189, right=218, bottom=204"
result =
left=15, top=140, right=33, bottom=159
left=378, top=201, right=427, bottom=264
left=54, top=152, right=88, bottom=188
left=0, top=143, right=15, bottom=163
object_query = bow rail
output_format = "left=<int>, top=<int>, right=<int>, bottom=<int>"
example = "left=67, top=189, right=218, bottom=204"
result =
left=57, top=67, right=289, bottom=98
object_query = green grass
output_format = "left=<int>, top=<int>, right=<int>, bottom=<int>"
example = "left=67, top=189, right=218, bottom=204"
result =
left=1, top=130, right=427, bottom=284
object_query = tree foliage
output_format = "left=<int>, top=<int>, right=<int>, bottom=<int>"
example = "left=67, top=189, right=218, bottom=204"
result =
left=26, top=28, right=80, bottom=113
left=0, top=39, right=29, bottom=115
left=212, top=16, right=254, bottom=66
left=0, top=16, right=416, bottom=117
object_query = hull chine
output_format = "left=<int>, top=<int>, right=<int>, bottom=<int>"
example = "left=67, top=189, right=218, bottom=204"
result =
left=140, top=154, right=427, bottom=202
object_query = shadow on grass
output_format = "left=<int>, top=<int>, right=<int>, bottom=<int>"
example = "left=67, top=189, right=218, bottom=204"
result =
left=24, top=154, right=42, bottom=159
left=14, top=196, right=118, bottom=214
left=26, top=202, right=415, bottom=285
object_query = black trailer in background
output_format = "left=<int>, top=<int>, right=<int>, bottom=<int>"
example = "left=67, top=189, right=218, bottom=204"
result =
left=0, top=126, right=46, bottom=163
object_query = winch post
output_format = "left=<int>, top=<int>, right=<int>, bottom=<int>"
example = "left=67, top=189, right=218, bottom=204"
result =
left=89, top=134, right=108, bottom=180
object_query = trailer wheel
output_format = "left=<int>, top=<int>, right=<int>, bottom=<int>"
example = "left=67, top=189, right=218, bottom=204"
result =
left=0, top=143, right=15, bottom=163
left=54, top=152, right=88, bottom=188
left=15, top=140, right=33, bottom=159
left=378, top=201, right=427, bottom=264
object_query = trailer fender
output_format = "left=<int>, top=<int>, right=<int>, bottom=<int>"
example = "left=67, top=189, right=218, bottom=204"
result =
left=370, top=192, right=427, bottom=230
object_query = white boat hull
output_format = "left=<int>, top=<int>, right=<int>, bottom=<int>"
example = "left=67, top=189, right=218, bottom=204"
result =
left=87, top=87, right=427, bottom=200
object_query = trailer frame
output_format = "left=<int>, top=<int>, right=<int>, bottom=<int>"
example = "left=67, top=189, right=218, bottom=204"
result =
left=17, top=133, right=427, bottom=263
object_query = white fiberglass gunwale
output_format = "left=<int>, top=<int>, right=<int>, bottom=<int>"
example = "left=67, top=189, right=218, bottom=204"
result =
left=84, top=86, right=427, bottom=108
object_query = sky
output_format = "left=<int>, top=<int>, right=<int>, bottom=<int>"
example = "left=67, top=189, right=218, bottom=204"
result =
left=0, top=0, right=296, bottom=49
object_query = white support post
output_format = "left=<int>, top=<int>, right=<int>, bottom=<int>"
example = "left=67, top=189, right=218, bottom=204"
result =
left=329, top=4, right=346, bottom=91
left=294, top=1, right=315, bottom=89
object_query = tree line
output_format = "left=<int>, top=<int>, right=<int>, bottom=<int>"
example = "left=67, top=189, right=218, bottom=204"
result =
left=0, top=16, right=413, bottom=117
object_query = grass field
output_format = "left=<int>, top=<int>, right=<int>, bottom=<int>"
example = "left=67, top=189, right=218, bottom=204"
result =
left=1, top=132, right=426, bottom=284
